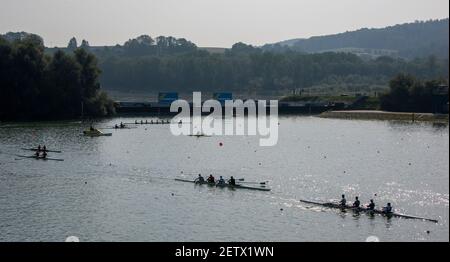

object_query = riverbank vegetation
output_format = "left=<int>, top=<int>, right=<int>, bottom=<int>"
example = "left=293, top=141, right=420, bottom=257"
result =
left=0, top=35, right=115, bottom=121
left=380, top=74, right=448, bottom=113
left=94, top=41, right=448, bottom=96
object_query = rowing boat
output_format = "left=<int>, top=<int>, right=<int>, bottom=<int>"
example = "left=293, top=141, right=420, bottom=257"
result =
left=101, top=126, right=138, bottom=130
left=188, top=134, right=211, bottom=137
left=21, top=148, right=62, bottom=153
left=175, top=178, right=271, bottom=192
left=300, top=200, right=438, bottom=223
left=15, top=154, right=64, bottom=162
left=83, top=130, right=112, bottom=137
left=124, top=122, right=172, bottom=125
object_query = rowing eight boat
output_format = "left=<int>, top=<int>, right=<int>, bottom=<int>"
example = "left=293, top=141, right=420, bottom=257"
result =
left=21, top=148, right=62, bottom=153
left=15, top=154, right=64, bottom=162
left=124, top=122, right=172, bottom=125
left=300, top=200, right=438, bottom=223
left=175, top=178, right=271, bottom=192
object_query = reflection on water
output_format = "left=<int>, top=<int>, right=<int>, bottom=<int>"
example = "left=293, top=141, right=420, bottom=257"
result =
left=0, top=116, right=448, bottom=241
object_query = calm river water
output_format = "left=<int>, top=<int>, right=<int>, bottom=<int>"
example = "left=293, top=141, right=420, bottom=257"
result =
left=0, top=116, right=448, bottom=242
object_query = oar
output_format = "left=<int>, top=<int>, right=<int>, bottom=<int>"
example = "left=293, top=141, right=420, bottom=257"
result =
left=233, top=178, right=269, bottom=185
left=238, top=181, right=268, bottom=185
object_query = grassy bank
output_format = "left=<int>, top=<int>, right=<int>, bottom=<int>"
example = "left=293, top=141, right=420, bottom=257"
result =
left=320, top=110, right=449, bottom=123
left=280, top=94, right=381, bottom=110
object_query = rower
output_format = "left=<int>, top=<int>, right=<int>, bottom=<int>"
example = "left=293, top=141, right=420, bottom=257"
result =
left=340, top=194, right=347, bottom=206
left=115, top=124, right=119, bottom=129
left=195, top=174, right=205, bottom=183
left=42, top=145, right=47, bottom=153
left=90, top=125, right=95, bottom=131
left=135, top=120, right=138, bottom=124
left=217, top=176, right=226, bottom=185
left=229, top=176, right=236, bottom=186
left=141, top=120, right=143, bottom=124
left=353, top=197, right=360, bottom=208
left=382, top=203, right=393, bottom=214
left=367, top=199, right=375, bottom=210
left=145, top=120, right=148, bottom=124
left=178, top=120, right=183, bottom=124
left=35, top=150, right=40, bottom=157
left=207, top=174, right=215, bottom=184
left=42, top=151, right=48, bottom=159
left=120, top=122, right=125, bottom=128
left=37, top=145, right=42, bottom=152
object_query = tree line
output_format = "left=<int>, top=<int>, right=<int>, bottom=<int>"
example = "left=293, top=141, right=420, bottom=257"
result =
left=380, top=74, right=448, bottom=113
left=94, top=40, right=448, bottom=95
left=0, top=35, right=114, bottom=121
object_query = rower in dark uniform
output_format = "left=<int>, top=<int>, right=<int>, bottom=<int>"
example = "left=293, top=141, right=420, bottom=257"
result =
left=217, top=176, right=226, bottom=186
left=195, top=174, right=205, bottom=184
left=42, top=145, right=47, bottom=153
left=352, top=197, right=360, bottom=208
left=229, top=176, right=236, bottom=186
left=207, top=174, right=215, bottom=184
left=35, top=150, right=40, bottom=157
left=340, top=194, right=347, bottom=206
left=120, top=122, right=125, bottom=128
left=115, top=124, right=119, bottom=129
left=367, top=199, right=375, bottom=210
left=382, top=203, right=393, bottom=214
left=42, top=151, right=48, bottom=159
left=37, top=145, right=42, bottom=152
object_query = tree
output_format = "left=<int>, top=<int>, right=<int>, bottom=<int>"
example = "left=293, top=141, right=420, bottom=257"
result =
left=74, top=48, right=101, bottom=98
left=380, top=74, right=447, bottom=112
left=80, top=39, right=90, bottom=49
left=67, top=37, right=78, bottom=50
left=0, top=36, right=114, bottom=120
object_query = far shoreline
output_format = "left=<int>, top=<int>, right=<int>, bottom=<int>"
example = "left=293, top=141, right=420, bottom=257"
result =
left=319, top=110, right=449, bottom=123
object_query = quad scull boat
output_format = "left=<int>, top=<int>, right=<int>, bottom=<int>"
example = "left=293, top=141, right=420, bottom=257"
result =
left=175, top=178, right=271, bottom=192
left=300, top=199, right=438, bottom=223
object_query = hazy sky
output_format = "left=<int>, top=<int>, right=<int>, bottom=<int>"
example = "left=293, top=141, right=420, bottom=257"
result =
left=1, top=0, right=448, bottom=47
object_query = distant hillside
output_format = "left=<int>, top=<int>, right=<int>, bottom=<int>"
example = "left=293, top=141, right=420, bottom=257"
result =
left=263, top=19, right=449, bottom=59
